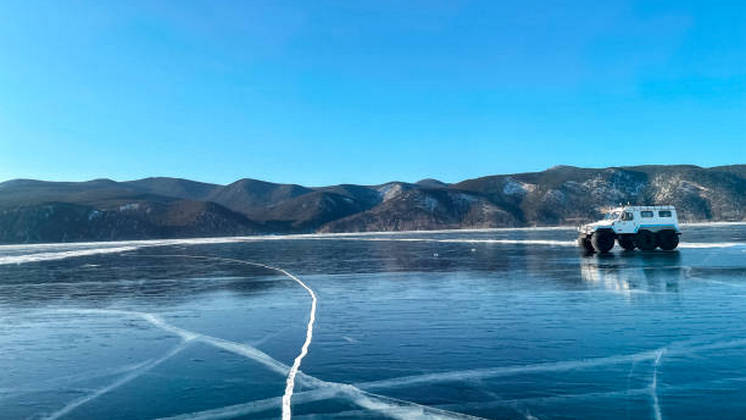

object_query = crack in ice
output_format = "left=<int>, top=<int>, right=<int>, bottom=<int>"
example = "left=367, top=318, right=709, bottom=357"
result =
left=356, top=339, right=746, bottom=393
left=651, top=349, right=665, bottom=420
left=134, top=255, right=318, bottom=419
left=41, top=342, right=191, bottom=420
left=47, top=254, right=479, bottom=419
left=51, top=307, right=479, bottom=420
left=276, top=267, right=317, bottom=420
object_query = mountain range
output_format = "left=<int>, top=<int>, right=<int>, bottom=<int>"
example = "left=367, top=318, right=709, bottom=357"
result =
left=1, top=164, right=745, bottom=244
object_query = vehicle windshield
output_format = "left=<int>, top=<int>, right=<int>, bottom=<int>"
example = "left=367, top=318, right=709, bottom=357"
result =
left=604, top=211, right=620, bottom=220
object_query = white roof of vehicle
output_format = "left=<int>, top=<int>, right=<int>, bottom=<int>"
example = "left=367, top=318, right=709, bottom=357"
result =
left=611, top=205, right=676, bottom=211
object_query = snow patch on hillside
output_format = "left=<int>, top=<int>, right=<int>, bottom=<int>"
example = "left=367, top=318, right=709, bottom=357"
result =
left=119, top=203, right=140, bottom=212
left=503, top=178, right=536, bottom=196
left=377, top=183, right=405, bottom=201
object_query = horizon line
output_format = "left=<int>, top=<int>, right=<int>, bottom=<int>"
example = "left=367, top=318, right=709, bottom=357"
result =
left=1, top=162, right=743, bottom=188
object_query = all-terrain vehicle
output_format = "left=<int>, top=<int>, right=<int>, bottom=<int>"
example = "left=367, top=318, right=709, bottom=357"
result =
left=577, top=205, right=681, bottom=253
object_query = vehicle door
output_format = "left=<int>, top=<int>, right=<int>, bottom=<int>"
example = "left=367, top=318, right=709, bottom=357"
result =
left=615, top=210, right=636, bottom=234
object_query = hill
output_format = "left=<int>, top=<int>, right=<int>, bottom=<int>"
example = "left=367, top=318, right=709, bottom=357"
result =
left=1, top=165, right=745, bottom=243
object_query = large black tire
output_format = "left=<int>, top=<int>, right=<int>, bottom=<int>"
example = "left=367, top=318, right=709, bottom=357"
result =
left=578, top=236, right=594, bottom=253
left=634, top=230, right=657, bottom=251
left=591, top=230, right=615, bottom=253
left=657, top=230, right=680, bottom=251
left=618, top=235, right=636, bottom=251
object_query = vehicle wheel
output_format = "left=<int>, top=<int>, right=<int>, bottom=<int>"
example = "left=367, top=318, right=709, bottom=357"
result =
left=578, top=236, right=594, bottom=252
left=591, top=230, right=615, bottom=253
left=617, top=235, right=636, bottom=251
left=634, top=230, right=657, bottom=251
left=657, top=230, right=679, bottom=251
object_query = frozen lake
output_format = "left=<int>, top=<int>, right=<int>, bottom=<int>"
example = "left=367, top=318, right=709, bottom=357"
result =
left=2, top=225, right=746, bottom=419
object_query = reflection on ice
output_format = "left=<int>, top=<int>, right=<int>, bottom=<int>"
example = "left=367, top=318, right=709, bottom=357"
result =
left=579, top=253, right=683, bottom=295
left=581, top=260, right=640, bottom=295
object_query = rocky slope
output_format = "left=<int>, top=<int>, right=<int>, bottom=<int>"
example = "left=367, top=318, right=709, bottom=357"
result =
left=1, top=165, right=745, bottom=243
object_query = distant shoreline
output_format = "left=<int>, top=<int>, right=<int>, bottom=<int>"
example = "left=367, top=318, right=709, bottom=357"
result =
left=2, top=221, right=745, bottom=248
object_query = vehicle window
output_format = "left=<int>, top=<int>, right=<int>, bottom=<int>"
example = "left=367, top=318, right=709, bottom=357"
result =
left=604, top=212, right=620, bottom=220
left=641, top=211, right=653, bottom=218
left=621, top=212, right=634, bottom=221
left=659, top=210, right=672, bottom=217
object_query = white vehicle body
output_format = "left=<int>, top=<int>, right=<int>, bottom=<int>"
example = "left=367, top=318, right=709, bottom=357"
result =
left=578, top=205, right=681, bottom=253
left=578, top=205, right=680, bottom=236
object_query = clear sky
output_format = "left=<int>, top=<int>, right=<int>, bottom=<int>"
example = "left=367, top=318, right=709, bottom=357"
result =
left=0, top=1, right=744, bottom=186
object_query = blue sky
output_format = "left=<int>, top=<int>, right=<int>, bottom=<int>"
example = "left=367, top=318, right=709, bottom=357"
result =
left=0, top=1, right=744, bottom=186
